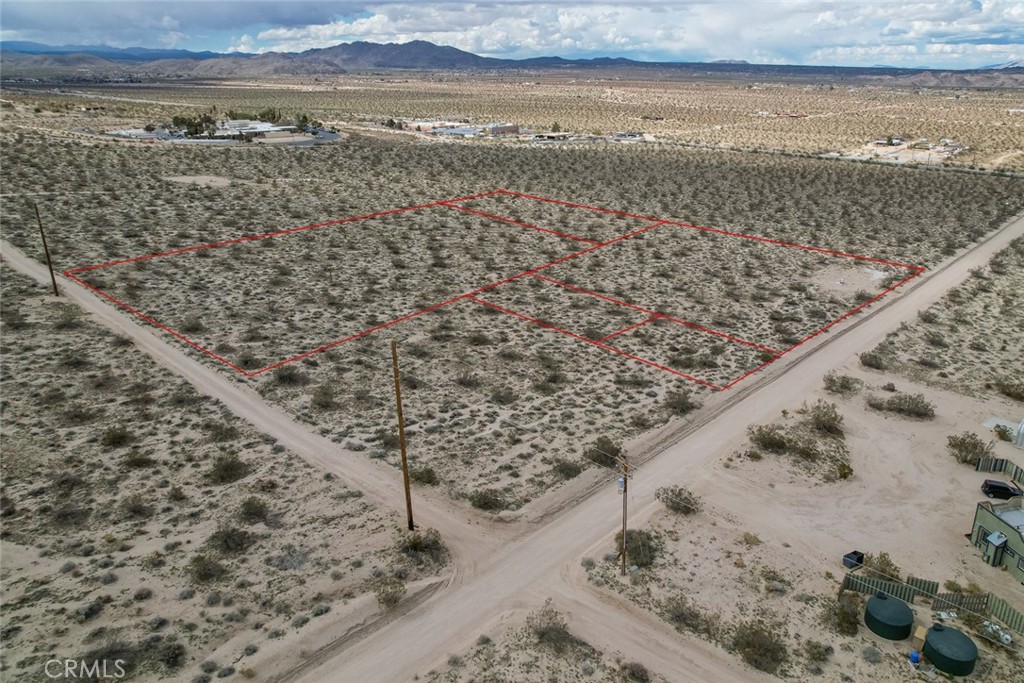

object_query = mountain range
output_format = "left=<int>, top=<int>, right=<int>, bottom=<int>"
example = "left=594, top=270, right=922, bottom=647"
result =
left=1, top=39, right=1022, bottom=85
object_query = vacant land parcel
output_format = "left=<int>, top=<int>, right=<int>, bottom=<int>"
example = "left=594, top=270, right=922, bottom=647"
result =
left=65, top=190, right=921, bottom=391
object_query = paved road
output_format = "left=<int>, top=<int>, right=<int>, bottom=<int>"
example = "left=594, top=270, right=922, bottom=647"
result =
left=3, top=210, right=1021, bottom=682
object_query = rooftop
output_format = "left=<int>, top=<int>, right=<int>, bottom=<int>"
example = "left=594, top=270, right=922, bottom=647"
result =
left=992, top=498, right=1024, bottom=537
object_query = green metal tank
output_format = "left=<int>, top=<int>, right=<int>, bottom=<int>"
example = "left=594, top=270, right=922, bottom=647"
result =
left=923, top=623, right=978, bottom=676
left=864, top=592, right=914, bottom=640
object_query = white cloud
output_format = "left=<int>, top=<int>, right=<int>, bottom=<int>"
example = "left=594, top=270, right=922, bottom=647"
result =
left=2, top=1, right=1021, bottom=68
left=228, top=33, right=256, bottom=54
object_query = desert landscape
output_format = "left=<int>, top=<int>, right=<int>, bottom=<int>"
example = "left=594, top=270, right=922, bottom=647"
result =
left=2, top=31, right=1024, bottom=683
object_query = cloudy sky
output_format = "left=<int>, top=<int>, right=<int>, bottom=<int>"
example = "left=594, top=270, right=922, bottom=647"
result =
left=2, top=1, right=1022, bottom=69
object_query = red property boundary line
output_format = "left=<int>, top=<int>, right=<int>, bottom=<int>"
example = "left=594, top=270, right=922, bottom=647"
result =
left=64, top=189, right=925, bottom=389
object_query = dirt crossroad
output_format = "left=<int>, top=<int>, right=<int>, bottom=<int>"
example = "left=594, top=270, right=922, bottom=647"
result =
left=3, top=209, right=1021, bottom=682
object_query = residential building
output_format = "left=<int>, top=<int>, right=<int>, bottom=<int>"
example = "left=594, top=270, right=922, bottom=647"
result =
left=971, top=497, right=1024, bottom=583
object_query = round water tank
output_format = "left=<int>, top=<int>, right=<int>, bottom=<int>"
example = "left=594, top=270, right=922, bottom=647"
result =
left=923, top=623, right=978, bottom=676
left=864, top=592, right=914, bottom=640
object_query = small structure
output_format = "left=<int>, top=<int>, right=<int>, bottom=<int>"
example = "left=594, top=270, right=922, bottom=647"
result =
left=923, top=623, right=978, bottom=676
left=842, top=550, right=865, bottom=569
left=1016, top=418, right=1024, bottom=447
left=482, top=122, right=519, bottom=135
left=971, top=497, right=1024, bottom=583
left=213, top=120, right=299, bottom=140
left=431, top=126, right=483, bottom=138
left=864, top=592, right=914, bottom=640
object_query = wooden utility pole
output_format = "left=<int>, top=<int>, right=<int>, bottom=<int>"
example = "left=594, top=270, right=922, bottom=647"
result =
left=391, top=339, right=415, bottom=531
left=34, top=203, right=59, bottom=296
left=620, top=455, right=629, bottom=576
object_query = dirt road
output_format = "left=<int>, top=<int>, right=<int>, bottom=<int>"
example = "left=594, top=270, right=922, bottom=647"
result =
left=3, top=209, right=1021, bottom=682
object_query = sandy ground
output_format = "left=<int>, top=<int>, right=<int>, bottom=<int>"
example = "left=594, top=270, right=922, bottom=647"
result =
left=6, top=204, right=1020, bottom=681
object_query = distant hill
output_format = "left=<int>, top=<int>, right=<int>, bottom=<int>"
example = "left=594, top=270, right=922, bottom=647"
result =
left=1, top=38, right=1021, bottom=87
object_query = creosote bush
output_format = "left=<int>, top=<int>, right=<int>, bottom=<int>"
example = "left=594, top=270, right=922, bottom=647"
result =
left=190, top=555, right=228, bottom=583
left=468, top=488, right=506, bottom=511
left=748, top=425, right=788, bottom=453
left=583, top=435, right=622, bottom=469
left=861, top=551, right=902, bottom=582
left=207, top=453, right=251, bottom=484
left=807, top=400, right=844, bottom=436
left=527, top=599, right=577, bottom=654
left=947, top=432, right=994, bottom=465
left=867, top=393, right=935, bottom=418
left=613, top=528, right=660, bottom=568
left=732, top=619, right=788, bottom=674
left=374, top=576, right=406, bottom=610
left=663, top=389, right=700, bottom=416
left=655, top=485, right=702, bottom=515
left=399, top=528, right=447, bottom=566
left=823, top=371, right=861, bottom=396
left=858, top=349, right=889, bottom=370
left=409, top=466, right=439, bottom=485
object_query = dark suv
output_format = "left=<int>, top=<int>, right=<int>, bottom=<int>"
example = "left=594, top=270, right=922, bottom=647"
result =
left=981, top=479, right=1024, bottom=499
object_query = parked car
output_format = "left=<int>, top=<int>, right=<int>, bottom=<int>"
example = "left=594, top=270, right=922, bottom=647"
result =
left=981, top=479, right=1024, bottom=499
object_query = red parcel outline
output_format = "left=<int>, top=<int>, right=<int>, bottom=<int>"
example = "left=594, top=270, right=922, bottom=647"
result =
left=64, top=189, right=925, bottom=390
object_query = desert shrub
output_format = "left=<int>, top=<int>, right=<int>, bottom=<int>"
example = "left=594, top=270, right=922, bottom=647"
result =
left=80, top=640, right=141, bottom=679
left=238, top=497, right=269, bottom=523
left=995, top=378, right=1024, bottom=401
left=490, top=387, right=517, bottom=405
left=468, top=488, right=505, bottom=511
left=807, top=400, right=844, bottom=436
left=614, top=529, right=660, bottom=568
left=663, top=389, right=700, bottom=416
left=399, top=528, right=447, bottom=565
left=123, top=451, right=156, bottom=468
left=994, top=425, right=1013, bottom=442
left=527, top=599, right=577, bottom=653
left=53, top=505, right=90, bottom=527
left=552, top=459, right=582, bottom=479
left=862, top=645, right=882, bottom=664
left=655, top=485, right=702, bottom=515
left=804, top=640, right=833, bottom=663
left=207, top=453, right=250, bottom=483
left=121, top=493, right=154, bottom=519
left=189, top=555, right=228, bottom=583
left=823, top=371, right=861, bottom=396
left=373, top=576, right=406, bottom=609
left=867, top=393, right=935, bottom=418
left=663, top=595, right=714, bottom=636
left=836, top=461, right=854, bottom=480
left=858, top=349, right=888, bottom=370
left=732, top=619, right=788, bottom=674
left=947, top=432, right=994, bottom=465
left=204, top=422, right=240, bottom=443
left=409, top=466, right=438, bottom=485
left=373, top=428, right=400, bottom=450
left=273, top=365, right=309, bottom=385
left=584, top=435, right=622, bottom=469
left=207, top=526, right=255, bottom=554
left=621, top=661, right=650, bottom=682
left=861, top=551, right=902, bottom=582
left=101, top=425, right=135, bottom=449
left=748, top=424, right=787, bottom=453
left=310, top=384, right=336, bottom=410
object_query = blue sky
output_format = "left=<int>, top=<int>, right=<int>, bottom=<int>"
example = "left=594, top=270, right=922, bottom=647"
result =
left=2, top=1, right=1022, bottom=68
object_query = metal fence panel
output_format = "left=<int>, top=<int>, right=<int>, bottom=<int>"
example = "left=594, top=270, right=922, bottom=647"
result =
left=932, top=592, right=989, bottom=614
left=989, top=594, right=1024, bottom=635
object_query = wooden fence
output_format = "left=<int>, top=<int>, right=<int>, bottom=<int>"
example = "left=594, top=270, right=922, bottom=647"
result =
left=842, top=572, right=1024, bottom=636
